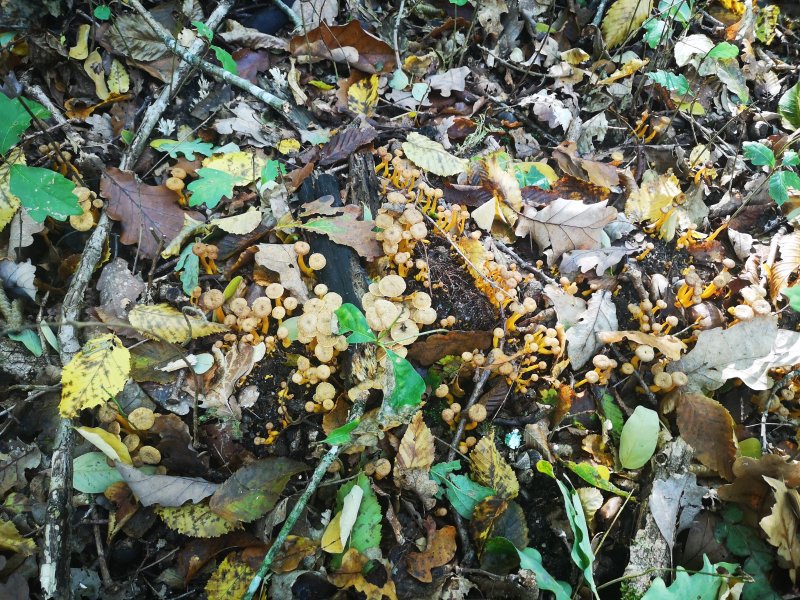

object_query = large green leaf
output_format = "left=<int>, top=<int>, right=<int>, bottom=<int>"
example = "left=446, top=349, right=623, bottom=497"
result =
left=619, top=405, right=660, bottom=469
left=779, top=81, right=800, bottom=130
left=335, top=303, right=376, bottom=343
left=647, top=70, right=690, bottom=95
left=707, top=42, right=739, bottom=59
left=0, top=93, right=50, bottom=155
left=336, top=473, right=381, bottom=552
left=518, top=547, right=572, bottom=600
left=430, top=463, right=494, bottom=519
left=187, top=167, right=245, bottom=209
left=743, top=142, right=775, bottom=168
left=73, top=452, right=156, bottom=493
left=641, top=555, right=740, bottom=599
left=8, top=165, right=80, bottom=222
left=384, top=348, right=425, bottom=412
left=769, top=170, right=800, bottom=205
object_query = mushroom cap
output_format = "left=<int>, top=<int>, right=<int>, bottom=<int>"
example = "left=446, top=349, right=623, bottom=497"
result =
left=283, top=297, right=298, bottom=311
left=467, top=404, right=487, bottom=423
left=390, top=320, right=419, bottom=345
left=272, top=306, right=286, bottom=319
left=308, top=253, right=327, bottom=270
left=138, top=446, right=162, bottom=465
left=314, top=382, right=336, bottom=401
left=230, top=297, right=250, bottom=317
left=654, top=372, right=673, bottom=389
left=265, top=283, right=285, bottom=299
left=379, top=274, right=407, bottom=297
left=251, top=297, right=272, bottom=317
left=402, top=207, right=424, bottom=225
left=314, top=283, right=329, bottom=297
left=670, top=371, right=688, bottom=387
left=732, top=304, right=755, bottom=320
left=413, top=307, right=437, bottom=325
left=200, top=289, right=225, bottom=311
left=635, top=345, right=655, bottom=362
left=323, top=292, right=343, bottom=310
left=128, top=407, right=156, bottom=431
left=294, top=241, right=310, bottom=256
left=411, top=292, right=431, bottom=309
left=165, top=177, right=184, bottom=191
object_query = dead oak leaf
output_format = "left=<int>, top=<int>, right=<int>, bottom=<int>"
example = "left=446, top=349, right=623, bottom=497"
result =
left=406, top=525, right=457, bottom=582
left=295, top=198, right=382, bottom=260
left=101, top=168, right=204, bottom=258
left=395, top=411, right=437, bottom=509
left=515, top=198, right=617, bottom=265
left=116, top=462, right=218, bottom=507
left=289, top=21, right=396, bottom=74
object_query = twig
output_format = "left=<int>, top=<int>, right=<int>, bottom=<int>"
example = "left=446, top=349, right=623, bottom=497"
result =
left=93, top=517, right=112, bottom=588
left=121, top=0, right=234, bottom=171
left=244, top=398, right=367, bottom=599
left=393, top=0, right=406, bottom=70
left=446, top=367, right=493, bottom=463
left=609, top=346, right=656, bottom=405
left=272, top=0, right=302, bottom=31
left=493, top=239, right=557, bottom=285
left=125, top=0, right=308, bottom=130
left=22, top=83, right=83, bottom=152
left=592, top=0, right=612, bottom=27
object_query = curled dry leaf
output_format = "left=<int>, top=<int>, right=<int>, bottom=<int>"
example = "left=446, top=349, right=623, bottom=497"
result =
left=289, top=20, right=396, bottom=74
left=596, top=330, right=686, bottom=360
left=394, top=412, right=437, bottom=509
left=760, top=477, right=800, bottom=581
left=601, top=0, right=654, bottom=49
left=128, top=303, right=228, bottom=344
left=402, top=132, right=469, bottom=177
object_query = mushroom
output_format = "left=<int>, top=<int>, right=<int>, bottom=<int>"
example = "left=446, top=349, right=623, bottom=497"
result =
left=378, top=274, right=406, bottom=298
left=128, top=407, right=155, bottom=431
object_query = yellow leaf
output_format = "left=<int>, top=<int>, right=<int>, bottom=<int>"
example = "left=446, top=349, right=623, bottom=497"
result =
left=75, top=426, right=132, bottom=465
left=600, top=0, right=654, bottom=49
left=0, top=519, right=35, bottom=555
left=68, top=23, right=90, bottom=60
left=518, top=161, right=559, bottom=185
left=84, top=49, right=110, bottom=100
left=624, top=169, right=681, bottom=224
left=402, top=132, right=468, bottom=177
left=128, top=303, right=228, bottom=343
left=309, top=79, right=334, bottom=90
left=330, top=549, right=399, bottom=600
left=718, top=0, right=744, bottom=16
left=598, top=58, right=649, bottom=85
left=205, top=552, right=255, bottom=600
left=760, top=476, right=800, bottom=582
left=60, top=334, right=130, bottom=418
left=348, top=74, right=379, bottom=116
left=209, top=207, right=263, bottom=235
left=395, top=411, right=434, bottom=471
left=156, top=503, right=240, bottom=538
left=202, top=151, right=266, bottom=184
left=469, top=431, right=519, bottom=499
left=108, top=59, right=130, bottom=95
left=277, top=138, right=301, bottom=155
left=321, top=510, right=345, bottom=553
left=0, top=148, right=24, bottom=232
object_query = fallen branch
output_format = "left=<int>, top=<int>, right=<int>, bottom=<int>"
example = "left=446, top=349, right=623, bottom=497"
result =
left=125, top=0, right=310, bottom=130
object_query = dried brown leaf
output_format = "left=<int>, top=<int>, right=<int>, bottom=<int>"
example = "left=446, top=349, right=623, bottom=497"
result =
left=676, top=393, right=737, bottom=481
left=289, top=21, right=396, bottom=74
left=406, top=524, right=457, bottom=582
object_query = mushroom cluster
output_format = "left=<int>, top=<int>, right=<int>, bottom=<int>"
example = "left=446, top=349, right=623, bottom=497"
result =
left=729, top=283, right=771, bottom=322
left=97, top=405, right=164, bottom=468
left=361, top=274, right=437, bottom=356
left=70, top=186, right=103, bottom=232
left=375, top=204, right=429, bottom=277
left=285, top=288, right=348, bottom=363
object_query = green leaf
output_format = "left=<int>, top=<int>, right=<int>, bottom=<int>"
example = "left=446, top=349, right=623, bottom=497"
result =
left=150, top=138, right=215, bottom=160
left=0, top=93, right=49, bottom=155
left=769, top=170, right=800, bottom=205
left=619, top=405, right=659, bottom=469
left=537, top=460, right=598, bottom=599
left=323, top=420, right=360, bottom=445
left=187, top=167, right=245, bottom=209
left=742, top=142, right=775, bottom=168
left=9, top=165, right=80, bottom=222
left=785, top=286, right=800, bottom=312
left=778, top=81, right=800, bottom=130
left=430, top=460, right=461, bottom=499
left=209, top=457, right=308, bottom=524
left=515, top=164, right=551, bottom=188
left=737, top=437, right=762, bottom=459
left=481, top=537, right=520, bottom=575
left=120, top=130, right=133, bottom=145
left=708, top=42, right=739, bottom=59
left=384, top=349, right=425, bottom=412
left=175, top=245, right=200, bottom=296
left=448, top=0, right=469, bottom=5
left=389, top=69, right=409, bottom=90
left=518, top=547, right=572, bottom=600
left=601, top=393, right=624, bottom=443
left=41, top=321, right=59, bottom=352
left=439, top=473, right=494, bottom=519
left=783, top=150, right=800, bottom=167
left=647, top=70, right=690, bottom=95
left=0, top=32, right=16, bottom=47
left=659, top=0, right=692, bottom=23
left=334, top=303, right=376, bottom=343
left=8, top=329, right=42, bottom=357
left=93, top=5, right=111, bottom=20
left=192, top=20, right=213, bottom=41
left=73, top=452, right=156, bottom=493
left=641, top=555, right=740, bottom=599
left=260, top=159, right=286, bottom=184
left=642, top=19, right=669, bottom=49
left=336, top=473, right=381, bottom=552
left=210, top=44, right=238, bottom=75
left=563, top=461, right=631, bottom=497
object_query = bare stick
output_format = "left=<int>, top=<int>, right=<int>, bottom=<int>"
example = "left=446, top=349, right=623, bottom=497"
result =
left=446, top=367, right=493, bottom=463
left=125, top=0, right=307, bottom=130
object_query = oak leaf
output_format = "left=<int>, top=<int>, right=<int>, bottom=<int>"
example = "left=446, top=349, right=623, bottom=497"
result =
left=596, top=330, right=686, bottom=360
left=289, top=20, right=396, bottom=74
left=565, top=290, right=618, bottom=370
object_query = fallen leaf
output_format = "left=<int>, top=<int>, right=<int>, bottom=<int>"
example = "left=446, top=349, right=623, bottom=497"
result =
left=210, top=207, right=263, bottom=235
left=75, top=426, right=132, bottom=465
left=347, top=75, right=379, bottom=116
left=319, top=125, right=379, bottom=165
left=406, top=330, right=493, bottom=366
left=96, top=258, right=145, bottom=320
left=650, top=473, right=707, bottom=553
left=128, top=303, right=228, bottom=343
left=289, top=20, right=396, bottom=74
left=0, top=440, right=41, bottom=497
left=329, top=549, right=399, bottom=600
left=205, top=552, right=255, bottom=600
left=209, top=457, right=308, bottom=523
left=668, top=315, right=800, bottom=392
left=543, top=284, right=587, bottom=330
left=428, top=67, right=470, bottom=97
left=676, top=394, right=737, bottom=481
left=770, top=231, right=800, bottom=300
left=625, top=169, right=682, bottom=225
left=406, top=524, right=457, bottom=582
left=0, top=519, right=35, bottom=555
left=156, top=503, right=240, bottom=538
left=271, top=535, right=319, bottom=573
left=60, top=334, right=130, bottom=418
left=295, top=198, right=382, bottom=260
left=515, top=199, right=617, bottom=265
left=718, top=455, right=800, bottom=509
left=202, top=342, right=264, bottom=418
left=470, top=432, right=519, bottom=499
left=601, top=0, right=654, bottom=48
left=254, top=243, right=311, bottom=301
left=760, top=477, right=800, bottom=582
left=0, top=259, right=36, bottom=301
left=559, top=247, right=634, bottom=277
left=202, top=151, right=265, bottom=184
left=551, top=142, right=620, bottom=188
left=213, top=101, right=275, bottom=147
left=596, top=330, right=686, bottom=360
left=470, top=495, right=528, bottom=550
left=619, top=406, right=660, bottom=470
left=395, top=412, right=438, bottom=509
left=100, top=168, right=205, bottom=258
left=116, top=462, right=218, bottom=507
left=402, top=132, right=468, bottom=177
left=564, top=290, right=618, bottom=369
left=520, top=90, right=573, bottom=132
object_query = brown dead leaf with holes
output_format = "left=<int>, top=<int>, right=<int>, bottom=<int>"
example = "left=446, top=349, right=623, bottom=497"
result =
left=406, top=523, right=457, bottom=582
